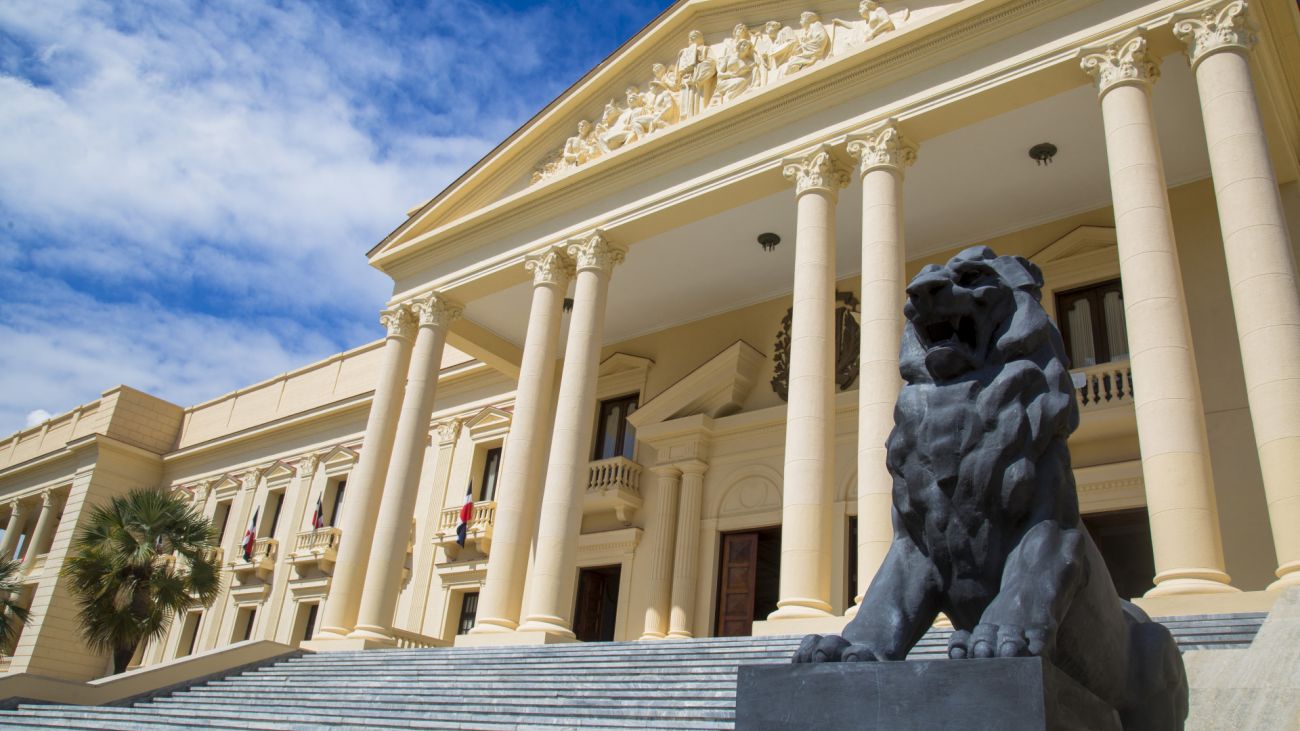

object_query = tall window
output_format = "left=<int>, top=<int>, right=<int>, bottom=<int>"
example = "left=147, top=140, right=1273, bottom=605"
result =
left=1056, top=279, right=1129, bottom=368
left=328, top=479, right=347, bottom=527
left=593, top=394, right=638, bottom=460
left=457, top=592, right=479, bottom=635
left=479, top=447, right=502, bottom=503
left=212, top=500, right=233, bottom=546
left=264, top=490, right=285, bottom=539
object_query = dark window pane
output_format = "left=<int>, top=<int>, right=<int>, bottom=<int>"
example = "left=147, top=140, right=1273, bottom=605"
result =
left=480, top=448, right=502, bottom=502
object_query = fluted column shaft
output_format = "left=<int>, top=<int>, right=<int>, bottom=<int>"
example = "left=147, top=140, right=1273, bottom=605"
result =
left=770, top=145, right=849, bottom=620
left=667, top=462, right=707, bottom=638
left=641, top=466, right=681, bottom=639
left=0, top=502, right=31, bottom=561
left=317, top=307, right=417, bottom=638
left=1081, top=31, right=1235, bottom=595
left=520, top=232, right=626, bottom=636
left=845, top=122, right=916, bottom=612
left=1175, top=0, right=1300, bottom=590
left=472, top=249, right=574, bottom=634
left=353, top=294, right=461, bottom=640
left=20, top=491, right=59, bottom=567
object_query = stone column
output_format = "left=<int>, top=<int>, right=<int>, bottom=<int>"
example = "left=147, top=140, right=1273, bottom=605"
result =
left=1174, top=0, right=1300, bottom=590
left=770, top=144, right=850, bottom=620
left=519, top=232, right=626, bottom=637
left=316, top=306, right=417, bottom=638
left=352, top=293, right=462, bottom=641
left=20, top=490, right=60, bottom=567
left=1081, top=31, right=1235, bottom=595
left=640, top=466, right=681, bottom=640
left=844, top=120, right=917, bottom=613
left=667, top=461, right=707, bottom=638
left=471, top=248, right=574, bottom=635
left=0, top=501, right=31, bottom=561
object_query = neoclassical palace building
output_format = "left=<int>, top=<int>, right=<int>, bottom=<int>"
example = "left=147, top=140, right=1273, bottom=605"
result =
left=2, top=0, right=1299, bottom=680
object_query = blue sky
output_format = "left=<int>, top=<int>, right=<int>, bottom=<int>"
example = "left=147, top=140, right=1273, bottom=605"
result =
left=0, top=0, right=666, bottom=434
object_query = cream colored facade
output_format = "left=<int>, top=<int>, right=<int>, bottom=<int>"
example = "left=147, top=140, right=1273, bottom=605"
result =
left=1, top=0, right=1299, bottom=680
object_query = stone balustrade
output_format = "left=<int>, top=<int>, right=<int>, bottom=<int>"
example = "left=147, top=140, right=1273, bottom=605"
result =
left=435, top=501, right=497, bottom=554
left=232, top=537, right=277, bottom=581
left=1072, top=361, right=1134, bottom=409
left=288, top=527, right=342, bottom=574
left=584, top=456, right=644, bottom=525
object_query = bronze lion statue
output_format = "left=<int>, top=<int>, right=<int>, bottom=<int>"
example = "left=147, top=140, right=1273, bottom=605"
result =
left=794, top=246, right=1187, bottom=729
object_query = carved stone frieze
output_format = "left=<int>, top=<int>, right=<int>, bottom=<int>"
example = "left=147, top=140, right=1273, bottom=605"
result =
left=380, top=305, right=416, bottom=339
left=411, top=293, right=464, bottom=330
left=846, top=120, right=918, bottom=176
left=532, top=3, right=910, bottom=184
left=1079, top=31, right=1159, bottom=97
left=524, top=247, right=576, bottom=289
left=566, top=231, right=627, bottom=274
left=783, top=146, right=851, bottom=197
left=1173, top=0, right=1255, bottom=68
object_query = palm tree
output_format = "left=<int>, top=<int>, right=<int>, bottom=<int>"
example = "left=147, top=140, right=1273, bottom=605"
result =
left=0, top=558, right=32, bottom=653
left=62, top=488, right=221, bottom=674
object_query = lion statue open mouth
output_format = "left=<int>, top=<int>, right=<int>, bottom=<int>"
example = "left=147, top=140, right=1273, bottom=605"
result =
left=793, top=246, right=1188, bottom=729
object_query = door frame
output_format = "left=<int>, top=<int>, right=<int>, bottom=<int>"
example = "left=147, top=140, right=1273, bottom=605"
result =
left=570, top=527, right=638, bottom=641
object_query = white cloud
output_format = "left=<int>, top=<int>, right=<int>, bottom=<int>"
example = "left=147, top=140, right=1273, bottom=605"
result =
left=24, top=410, right=51, bottom=428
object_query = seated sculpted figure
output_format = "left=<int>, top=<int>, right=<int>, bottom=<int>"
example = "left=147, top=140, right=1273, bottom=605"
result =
left=783, top=12, right=831, bottom=75
left=756, top=20, right=796, bottom=85
left=649, top=63, right=681, bottom=129
left=794, top=247, right=1189, bottom=731
left=711, top=38, right=758, bottom=106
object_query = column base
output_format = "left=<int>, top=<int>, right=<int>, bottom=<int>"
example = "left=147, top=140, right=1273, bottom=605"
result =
left=347, top=625, right=397, bottom=644
left=516, top=615, right=576, bottom=639
left=1146, top=569, right=1238, bottom=597
left=666, top=630, right=695, bottom=639
left=767, top=598, right=835, bottom=620
left=638, top=631, right=667, bottom=641
left=454, top=629, right=579, bottom=647
left=751, top=615, right=849, bottom=637
left=466, top=618, right=519, bottom=635
left=1267, top=561, right=1300, bottom=592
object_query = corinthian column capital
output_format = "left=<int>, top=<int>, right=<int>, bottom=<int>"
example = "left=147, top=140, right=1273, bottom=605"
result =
left=1080, top=30, right=1160, bottom=97
left=525, top=247, right=576, bottom=288
left=1173, top=1, right=1255, bottom=69
left=846, top=120, right=918, bottom=177
left=566, top=231, right=626, bottom=275
left=783, top=144, right=851, bottom=198
left=379, top=305, right=416, bottom=339
left=410, top=293, right=463, bottom=330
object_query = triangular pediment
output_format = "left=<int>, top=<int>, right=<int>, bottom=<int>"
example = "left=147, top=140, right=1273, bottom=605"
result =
left=1034, top=226, right=1118, bottom=266
left=319, top=445, right=359, bottom=470
left=262, top=460, right=296, bottom=485
left=370, top=0, right=930, bottom=266
left=463, top=406, right=513, bottom=439
left=628, top=340, right=764, bottom=427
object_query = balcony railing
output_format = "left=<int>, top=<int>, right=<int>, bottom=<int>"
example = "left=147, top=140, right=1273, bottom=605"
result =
left=1072, top=361, right=1134, bottom=409
left=288, top=526, right=341, bottom=574
left=584, top=456, right=644, bottom=525
left=231, top=537, right=277, bottom=581
left=435, top=501, right=496, bottom=555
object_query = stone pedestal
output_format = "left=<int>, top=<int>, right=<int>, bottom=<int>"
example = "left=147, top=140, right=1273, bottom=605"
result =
left=735, top=658, right=1120, bottom=731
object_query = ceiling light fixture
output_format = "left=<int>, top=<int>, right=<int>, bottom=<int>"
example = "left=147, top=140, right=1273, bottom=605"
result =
left=757, top=232, right=781, bottom=252
left=1029, top=142, right=1058, bottom=165
left=563, top=297, right=574, bottom=313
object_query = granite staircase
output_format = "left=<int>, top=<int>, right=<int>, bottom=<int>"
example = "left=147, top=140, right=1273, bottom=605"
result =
left=0, top=613, right=1266, bottom=731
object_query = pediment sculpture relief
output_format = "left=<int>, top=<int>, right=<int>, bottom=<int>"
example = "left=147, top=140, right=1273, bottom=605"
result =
left=532, top=2, right=909, bottom=185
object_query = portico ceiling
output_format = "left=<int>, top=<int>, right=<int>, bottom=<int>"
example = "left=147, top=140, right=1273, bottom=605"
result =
left=463, top=55, right=1210, bottom=349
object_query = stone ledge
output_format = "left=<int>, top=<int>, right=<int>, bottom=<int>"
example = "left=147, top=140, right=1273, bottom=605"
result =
left=736, top=657, right=1120, bottom=731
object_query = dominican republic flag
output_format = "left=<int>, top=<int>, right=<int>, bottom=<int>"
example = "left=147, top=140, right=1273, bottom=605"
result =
left=310, top=494, right=325, bottom=530
left=241, top=507, right=259, bottom=562
left=455, top=482, right=474, bottom=547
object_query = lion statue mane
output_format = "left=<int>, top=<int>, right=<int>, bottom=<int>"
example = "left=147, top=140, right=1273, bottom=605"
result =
left=793, top=246, right=1188, bottom=729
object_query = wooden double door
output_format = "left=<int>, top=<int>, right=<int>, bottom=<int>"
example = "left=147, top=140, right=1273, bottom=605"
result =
left=573, top=565, right=621, bottom=642
left=715, top=528, right=781, bottom=637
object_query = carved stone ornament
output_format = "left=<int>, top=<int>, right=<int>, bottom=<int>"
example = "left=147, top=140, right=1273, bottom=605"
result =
left=1173, top=0, right=1255, bottom=68
left=783, top=147, right=851, bottom=197
left=771, top=291, right=860, bottom=401
left=531, top=3, right=910, bottom=185
left=566, top=231, right=627, bottom=274
left=411, top=293, right=464, bottom=330
left=790, top=247, right=1189, bottom=730
left=295, top=454, right=320, bottom=477
left=525, top=247, right=576, bottom=288
left=380, top=305, right=416, bottom=339
left=1079, top=31, right=1160, bottom=96
left=191, top=480, right=212, bottom=505
left=434, top=419, right=463, bottom=445
left=846, top=120, right=918, bottom=176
